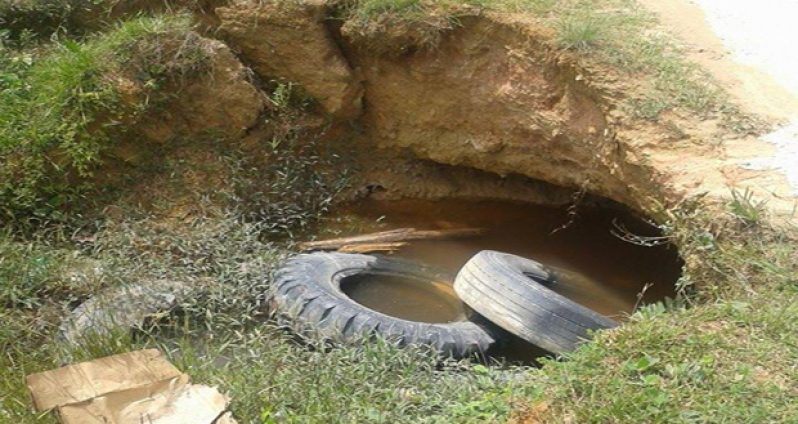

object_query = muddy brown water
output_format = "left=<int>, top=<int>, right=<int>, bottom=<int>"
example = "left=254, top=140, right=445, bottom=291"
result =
left=326, top=198, right=683, bottom=362
left=342, top=273, right=468, bottom=323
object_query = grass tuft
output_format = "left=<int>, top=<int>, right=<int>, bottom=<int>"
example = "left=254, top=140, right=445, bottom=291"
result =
left=555, top=13, right=607, bottom=52
left=728, top=188, right=767, bottom=228
left=351, top=0, right=425, bottom=18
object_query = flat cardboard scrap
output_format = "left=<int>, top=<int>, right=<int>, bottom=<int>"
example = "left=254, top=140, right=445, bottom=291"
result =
left=26, top=349, right=236, bottom=424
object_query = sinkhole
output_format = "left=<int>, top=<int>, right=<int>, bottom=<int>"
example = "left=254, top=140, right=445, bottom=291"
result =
left=326, top=197, right=683, bottom=363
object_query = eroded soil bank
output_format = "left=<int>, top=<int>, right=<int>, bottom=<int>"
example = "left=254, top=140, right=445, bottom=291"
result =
left=16, top=0, right=791, bottom=232
left=87, top=0, right=797, bottom=231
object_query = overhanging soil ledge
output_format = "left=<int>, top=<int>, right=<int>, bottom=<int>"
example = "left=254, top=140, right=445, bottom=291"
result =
left=34, top=0, right=797, bottom=228
left=208, top=2, right=797, bottom=223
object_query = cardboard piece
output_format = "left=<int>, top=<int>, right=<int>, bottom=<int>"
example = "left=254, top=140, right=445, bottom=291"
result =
left=26, top=349, right=237, bottom=424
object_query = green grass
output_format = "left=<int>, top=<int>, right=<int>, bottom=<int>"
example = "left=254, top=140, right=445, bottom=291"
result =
left=0, top=206, right=534, bottom=423
left=519, top=201, right=798, bottom=423
left=0, top=233, right=92, bottom=309
left=0, top=14, right=208, bottom=223
left=2, top=190, right=796, bottom=423
left=350, top=0, right=426, bottom=17
left=728, top=188, right=769, bottom=228
left=172, top=329, right=529, bottom=423
left=531, top=293, right=798, bottom=423
left=0, top=0, right=78, bottom=40
left=555, top=12, right=609, bottom=52
left=0, top=0, right=209, bottom=40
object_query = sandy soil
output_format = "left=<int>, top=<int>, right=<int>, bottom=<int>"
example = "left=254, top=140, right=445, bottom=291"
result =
left=639, top=0, right=798, bottom=214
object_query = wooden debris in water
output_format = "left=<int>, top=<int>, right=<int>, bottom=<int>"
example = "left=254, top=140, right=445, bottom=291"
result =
left=337, top=242, right=408, bottom=253
left=299, top=227, right=483, bottom=252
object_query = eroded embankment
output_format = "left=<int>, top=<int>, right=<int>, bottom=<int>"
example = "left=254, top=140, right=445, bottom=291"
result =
left=202, top=0, right=793, bottom=222
left=26, top=0, right=794, bottom=227
left=214, top=2, right=658, bottom=212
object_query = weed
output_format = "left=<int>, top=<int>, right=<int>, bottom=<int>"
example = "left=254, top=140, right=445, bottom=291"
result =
left=228, top=129, right=350, bottom=239
left=0, top=15, right=208, bottom=223
left=267, top=80, right=297, bottom=109
left=265, top=80, right=316, bottom=111
left=728, top=188, right=767, bottom=228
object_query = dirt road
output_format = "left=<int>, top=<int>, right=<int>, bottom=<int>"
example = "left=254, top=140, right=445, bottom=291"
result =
left=640, top=0, right=798, bottom=220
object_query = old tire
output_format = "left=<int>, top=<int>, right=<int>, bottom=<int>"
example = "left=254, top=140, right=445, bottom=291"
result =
left=58, top=280, right=191, bottom=345
left=273, top=252, right=499, bottom=358
left=453, top=250, right=617, bottom=355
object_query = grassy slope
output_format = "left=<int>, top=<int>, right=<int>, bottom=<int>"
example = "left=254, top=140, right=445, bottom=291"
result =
left=528, top=212, right=798, bottom=423
left=0, top=14, right=207, bottom=222
left=535, top=293, right=798, bottom=422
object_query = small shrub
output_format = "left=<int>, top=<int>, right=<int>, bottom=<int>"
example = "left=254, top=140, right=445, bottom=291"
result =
left=0, top=0, right=75, bottom=40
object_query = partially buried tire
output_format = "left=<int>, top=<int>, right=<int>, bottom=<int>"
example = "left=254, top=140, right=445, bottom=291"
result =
left=453, top=250, right=618, bottom=355
left=272, top=252, right=499, bottom=358
left=58, top=280, right=191, bottom=345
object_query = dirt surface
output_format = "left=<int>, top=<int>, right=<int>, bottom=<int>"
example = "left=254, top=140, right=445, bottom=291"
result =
left=338, top=11, right=798, bottom=222
left=132, top=38, right=264, bottom=146
left=638, top=0, right=798, bottom=122
left=346, top=15, right=632, bottom=203
left=638, top=0, right=798, bottom=221
left=101, top=2, right=798, bottom=225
